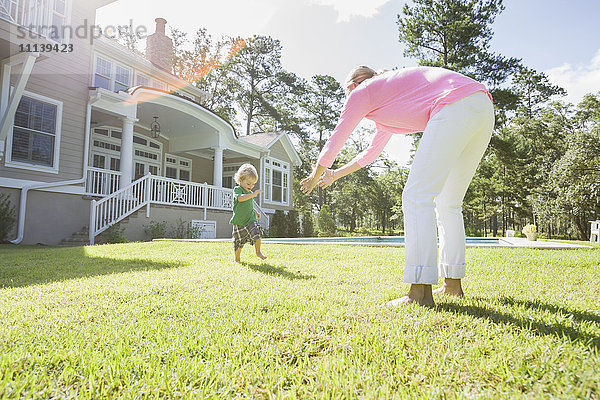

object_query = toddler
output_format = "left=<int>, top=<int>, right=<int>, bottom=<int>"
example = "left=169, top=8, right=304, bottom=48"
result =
left=229, top=163, right=267, bottom=263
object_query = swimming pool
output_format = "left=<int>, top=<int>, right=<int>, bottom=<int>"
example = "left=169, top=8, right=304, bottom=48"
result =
left=262, top=236, right=504, bottom=247
left=157, top=236, right=590, bottom=249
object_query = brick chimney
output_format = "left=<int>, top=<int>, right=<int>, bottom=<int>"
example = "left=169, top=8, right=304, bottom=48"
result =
left=145, top=18, right=173, bottom=71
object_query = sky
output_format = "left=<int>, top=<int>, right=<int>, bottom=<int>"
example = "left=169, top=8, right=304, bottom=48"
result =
left=97, top=0, right=600, bottom=166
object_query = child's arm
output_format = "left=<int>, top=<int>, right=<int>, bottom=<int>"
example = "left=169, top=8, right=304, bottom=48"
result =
left=237, top=190, right=263, bottom=202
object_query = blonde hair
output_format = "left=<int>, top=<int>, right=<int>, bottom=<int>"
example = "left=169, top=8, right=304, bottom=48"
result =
left=344, top=65, right=378, bottom=87
left=234, top=163, right=258, bottom=184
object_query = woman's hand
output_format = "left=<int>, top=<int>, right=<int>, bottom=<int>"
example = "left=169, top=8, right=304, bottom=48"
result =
left=318, top=169, right=335, bottom=189
left=300, top=164, right=327, bottom=194
left=300, top=174, right=319, bottom=194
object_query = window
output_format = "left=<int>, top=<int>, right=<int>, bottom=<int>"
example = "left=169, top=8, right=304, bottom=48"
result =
left=49, top=0, right=68, bottom=43
left=2, top=0, right=70, bottom=43
left=264, top=158, right=290, bottom=205
left=8, top=93, right=62, bottom=171
left=94, top=57, right=112, bottom=90
left=114, top=65, right=131, bottom=92
left=165, top=154, right=192, bottom=181
left=135, top=73, right=150, bottom=87
left=223, top=164, right=243, bottom=189
left=93, top=55, right=132, bottom=93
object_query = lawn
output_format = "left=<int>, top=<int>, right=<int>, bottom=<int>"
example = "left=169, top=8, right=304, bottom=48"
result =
left=0, top=241, right=599, bottom=399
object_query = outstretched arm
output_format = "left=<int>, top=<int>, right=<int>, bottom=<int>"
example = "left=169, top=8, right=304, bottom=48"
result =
left=237, top=190, right=263, bottom=202
left=318, top=161, right=362, bottom=189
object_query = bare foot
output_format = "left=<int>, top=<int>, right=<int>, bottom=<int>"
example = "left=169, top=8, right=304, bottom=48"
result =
left=256, top=252, right=267, bottom=260
left=385, top=284, right=435, bottom=307
left=432, top=278, right=464, bottom=297
left=234, top=258, right=241, bottom=263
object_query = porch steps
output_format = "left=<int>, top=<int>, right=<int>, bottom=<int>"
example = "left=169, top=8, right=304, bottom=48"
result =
left=59, top=226, right=90, bottom=246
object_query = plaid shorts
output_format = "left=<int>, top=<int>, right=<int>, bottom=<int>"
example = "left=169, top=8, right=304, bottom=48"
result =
left=232, top=221, right=264, bottom=251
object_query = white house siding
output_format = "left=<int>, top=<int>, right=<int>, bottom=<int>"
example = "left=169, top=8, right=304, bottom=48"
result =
left=0, top=2, right=98, bottom=183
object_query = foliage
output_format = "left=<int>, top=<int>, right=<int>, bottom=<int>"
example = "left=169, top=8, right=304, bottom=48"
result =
left=269, top=210, right=288, bottom=238
left=0, top=193, right=16, bottom=243
left=550, top=124, right=600, bottom=239
left=169, top=218, right=190, bottom=239
left=144, top=221, right=168, bottom=241
left=397, top=0, right=521, bottom=87
left=300, top=207, right=315, bottom=237
left=286, top=210, right=300, bottom=238
left=317, top=204, right=336, bottom=236
left=102, top=224, right=129, bottom=244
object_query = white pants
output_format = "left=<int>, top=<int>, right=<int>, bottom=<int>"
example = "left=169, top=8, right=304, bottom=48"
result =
left=402, top=91, right=495, bottom=284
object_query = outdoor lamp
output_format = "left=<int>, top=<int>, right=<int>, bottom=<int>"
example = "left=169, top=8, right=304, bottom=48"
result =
left=150, top=116, right=161, bottom=138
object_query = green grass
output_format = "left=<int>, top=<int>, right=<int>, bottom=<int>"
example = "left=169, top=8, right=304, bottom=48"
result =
left=0, top=241, right=599, bottom=399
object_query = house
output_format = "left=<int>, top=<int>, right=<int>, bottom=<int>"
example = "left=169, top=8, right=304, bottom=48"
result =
left=0, top=0, right=301, bottom=245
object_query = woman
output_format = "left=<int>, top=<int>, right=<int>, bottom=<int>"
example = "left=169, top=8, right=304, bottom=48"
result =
left=300, top=66, right=494, bottom=307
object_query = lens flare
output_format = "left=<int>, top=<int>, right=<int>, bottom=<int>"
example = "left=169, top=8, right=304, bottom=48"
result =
left=128, top=36, right=253, bottom=104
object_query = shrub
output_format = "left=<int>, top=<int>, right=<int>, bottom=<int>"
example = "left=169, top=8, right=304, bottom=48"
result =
left=301, top=207, right=314, bottom=237
left=0, top=193, right=16, bottom=243
left=102, top=224, right=129, bottom=244
left=269, top=210, right=287, bottom=238
left=522, top=224, right=537, bottom=234
left=170, top=218, right=190, bottom=239
left=144, top=221, right=168, bottom=240
left=286, top=210, right=300, bottom=238
left=317, top=205, right=336, bottom=236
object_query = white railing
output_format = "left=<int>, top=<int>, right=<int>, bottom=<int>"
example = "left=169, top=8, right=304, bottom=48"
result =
left=149, top=175, right=233, bottom=209
left=1, top=0, right=52, bottom=36
left=86, top=167, right=121, bottom=196
left=89, top=174, right=235, bottom=244
left=89, top=174, right=148, bottom=244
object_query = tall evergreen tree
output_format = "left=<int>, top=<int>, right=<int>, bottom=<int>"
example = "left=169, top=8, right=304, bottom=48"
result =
left=397, top=0, right=520, bottom=87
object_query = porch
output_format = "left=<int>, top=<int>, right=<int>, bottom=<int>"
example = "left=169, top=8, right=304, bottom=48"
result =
left=85, top=86, right=270, bottom=243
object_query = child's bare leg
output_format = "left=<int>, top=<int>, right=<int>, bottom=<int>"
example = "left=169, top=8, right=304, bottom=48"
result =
left=386, top=284, right=435, bottom=307
left=254, top=239, right=267, bottom=260
left=234, top=247, right=242, bottom=263
left=432, top=278, right=464, bottom=297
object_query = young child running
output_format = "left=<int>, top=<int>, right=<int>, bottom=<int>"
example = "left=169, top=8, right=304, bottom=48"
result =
left=230, top=163, right=267, bottom=263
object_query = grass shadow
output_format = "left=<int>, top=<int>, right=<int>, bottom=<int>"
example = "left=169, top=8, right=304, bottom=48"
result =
left=242, top=261, right=315, bottom=281
left=496, top=296, right=600, bottom=324
left=437, top=296, right=600, bottom=351
left=0, top=244, right=184, bottom=289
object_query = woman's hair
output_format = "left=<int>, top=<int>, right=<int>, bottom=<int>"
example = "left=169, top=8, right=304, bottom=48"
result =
left=344, top=65, right=378, bottom=88
left=234, top=163, right=258, bottom=184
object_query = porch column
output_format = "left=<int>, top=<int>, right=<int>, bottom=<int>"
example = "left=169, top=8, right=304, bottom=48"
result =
left=213, top=147, right=223, bottom=187
left=119, top=117, right=136, bottom=188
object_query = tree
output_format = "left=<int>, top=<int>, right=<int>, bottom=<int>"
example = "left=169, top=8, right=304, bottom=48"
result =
left=397, top=0, right=520, bottom=87
left=550, top=96, right=600, bottom=240
left=297, top=75, right=345, bottom=206
left=373, top=161, right=408, bottom=234
left=512, top=68, right=567, bottom=118
left=171, top=27, right=250, bottom=124
left=225, top=35, right=292, bottom=135
left=317, top=204, right=337, bottom=236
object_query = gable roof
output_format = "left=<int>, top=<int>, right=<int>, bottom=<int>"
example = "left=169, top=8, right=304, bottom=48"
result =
left=239, top=132, right=302, bottom=166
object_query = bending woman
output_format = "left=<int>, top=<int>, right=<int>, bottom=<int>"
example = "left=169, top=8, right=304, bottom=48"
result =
left=300, top=66, right=494, bottom=307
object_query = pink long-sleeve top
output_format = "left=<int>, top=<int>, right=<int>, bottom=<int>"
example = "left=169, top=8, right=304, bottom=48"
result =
left=316, top=67, right=492, bottom=168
